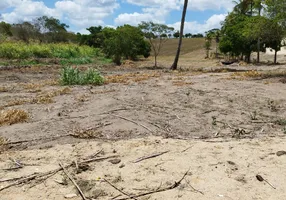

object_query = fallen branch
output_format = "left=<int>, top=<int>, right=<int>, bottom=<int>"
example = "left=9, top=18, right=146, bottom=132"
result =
left=114, top=169, right=190, bottom=200
left=110, top=114, right=153, bottom=133
left=133, top=151, right=169, bottom=163
left=59, top=162, right=87, bottom=200
left=0, top=155, right=118, bottom=191
left=104, top=179, right=138, bottom=200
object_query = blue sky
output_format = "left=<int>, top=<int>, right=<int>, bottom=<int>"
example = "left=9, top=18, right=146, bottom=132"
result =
left=0, top=0, right=235, bottom=34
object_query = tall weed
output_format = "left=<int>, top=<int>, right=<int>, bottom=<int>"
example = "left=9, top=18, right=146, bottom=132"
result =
left=60, top=66, right=104, bottom=86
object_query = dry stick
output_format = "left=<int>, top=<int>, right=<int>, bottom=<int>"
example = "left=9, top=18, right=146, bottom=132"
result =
left=110, top=114, right=153, bottom=133
left=133, top=151, right=169, bottom=163
left=104, top=179, right=138, bottom=200
left=185, top=178, right=204, bottom=195
left=0, top=155, right=118, bottom=191
left=59, top=162, right=87, bottom=200
left=114, top=169, right=190, bottom=200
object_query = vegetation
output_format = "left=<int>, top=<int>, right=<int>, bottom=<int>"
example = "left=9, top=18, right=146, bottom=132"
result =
left=139, top=21, right=174, bottom=67
left=0, top=109, right=29, bottom=126
left=102, top=25, right=151, bottom=65
left=219, top=0, right=286, bottom=64
left=0, top=42, right=98, bottom=59
left=60, top=66, right=104, bottom=86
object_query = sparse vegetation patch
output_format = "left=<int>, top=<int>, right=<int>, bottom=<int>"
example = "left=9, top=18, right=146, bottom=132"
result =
left=0, top=109, right=29, bottom=126
left=60, top=66, right=104, bottom=86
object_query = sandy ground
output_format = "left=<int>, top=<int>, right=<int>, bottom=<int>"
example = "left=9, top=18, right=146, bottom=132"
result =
left=0, top=52, right=286, bottom=199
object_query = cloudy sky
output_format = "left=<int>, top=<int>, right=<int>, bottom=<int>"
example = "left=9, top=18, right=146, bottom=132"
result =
left=0, top=0, right=235, bottom=34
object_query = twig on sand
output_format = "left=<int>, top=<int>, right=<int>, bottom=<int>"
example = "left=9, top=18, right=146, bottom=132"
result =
left=0, top=155, right=118, bottom=192
left=104, top=178, right=138, bottom=200
left=133, top=151, right=169, bottom=163
left=59, top=162, right=87, bottom=200
left=113, top=169, right=191, bottom=200
left=185, top=178, right=204, bottom=195
left=110, top=114, right=153, bottom=133
left=181, top=145, right=193, bottom=153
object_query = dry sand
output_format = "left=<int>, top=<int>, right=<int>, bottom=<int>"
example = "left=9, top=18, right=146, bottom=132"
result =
left=0, top=53, right=286, bottom=199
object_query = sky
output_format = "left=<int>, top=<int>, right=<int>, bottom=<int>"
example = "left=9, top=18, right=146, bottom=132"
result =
left=0, top=0, right=235, bottom=34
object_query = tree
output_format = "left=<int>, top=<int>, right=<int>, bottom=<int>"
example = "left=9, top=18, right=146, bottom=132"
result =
left=185, top=33, right=192, bottom=38
left=170, top=0, right=188, bottom=70
left=205, top=28, right=221, bottom=58
left=0, top=22, right=12, bottom=42
left=33, top=16, right=69, bottom=42
left=0, top=22, right=12, bottom=37
left=77, top=26, right=104, bottom=48
left=192, top=33, right=204, bottom=38
left=139, top=21, right=174, bottom=67
left=102, top=25, right=151, bottom=65
left=11, top=21, right=38, bottom=43
left=173, top=31, right=180, bottom=38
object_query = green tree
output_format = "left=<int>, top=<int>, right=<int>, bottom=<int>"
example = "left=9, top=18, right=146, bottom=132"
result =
left=139, top=21, right=174, bottom=67
left=77, top=26, right=104, bottom=48
left=103, top=25, right=151, bottom=65
left=185, top=33, right=192, bottom=38
left=173, top=31, right=180, bottom=38
left=0, top=22, right=12, bottom=36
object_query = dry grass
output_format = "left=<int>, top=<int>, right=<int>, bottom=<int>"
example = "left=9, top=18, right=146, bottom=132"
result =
left=71, top=127, right=102, bottom=139
left=76, top=94, right=90, bottom=102
left=172, top=81, right=193, bottom=86
left=0, top=109, right=29, bottom=126
left=2, top=87, right=72, bottom=108
left=0, top=87, right=8, bottom=92
left=229, top=70, right=286, bottom=80
left=21, top=79, right=58, bottom=91
left=105, top=72, right=161, bottom=84
left=152, top=38, right=205, bottom=56
left=32, top=87, right=71, bottom=104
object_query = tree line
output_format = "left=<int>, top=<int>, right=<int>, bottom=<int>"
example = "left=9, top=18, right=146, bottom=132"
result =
left=218, top=0, right=286, bottom=64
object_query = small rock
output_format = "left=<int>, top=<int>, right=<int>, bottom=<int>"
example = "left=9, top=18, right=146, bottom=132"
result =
left=109, top=158, right=121, bottom=164
left=276, top=151, right=286, bottom=156
left=64, top=193, right=77, bottom=198
left=119, top=163, right=125, bottom=168
left=227, top=161, right=236, bottom=165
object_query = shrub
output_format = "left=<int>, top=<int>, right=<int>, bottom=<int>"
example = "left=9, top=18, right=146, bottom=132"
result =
left=60, top=66, right=104, bottom=86
left=0, top=42, right=99, bottom=59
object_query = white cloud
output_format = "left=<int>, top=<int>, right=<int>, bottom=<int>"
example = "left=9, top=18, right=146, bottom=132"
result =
left=0, top=0, right=119, bottom=32
left=189, top=0, right=234, bottom=11
left=2, top=0, right=59, bottom=23
left=170, top=14, right=227, bottom=34
left=55, top=0, right=119, bottom=29
left=0, top=0, right=232, bottom=33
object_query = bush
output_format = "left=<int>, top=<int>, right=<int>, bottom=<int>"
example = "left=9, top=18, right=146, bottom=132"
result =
left=0, top=42, right=99, bottom=59
left=60, top=66, right=104, bottom=86
left=102, top=25, right=151, bottom=65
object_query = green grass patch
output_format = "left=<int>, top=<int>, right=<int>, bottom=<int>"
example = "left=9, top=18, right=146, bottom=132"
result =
left=60, top=66, right=104, bottom=86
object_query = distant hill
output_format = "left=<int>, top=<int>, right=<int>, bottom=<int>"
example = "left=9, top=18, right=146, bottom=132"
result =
left=152, top=38, right=205, bottom=56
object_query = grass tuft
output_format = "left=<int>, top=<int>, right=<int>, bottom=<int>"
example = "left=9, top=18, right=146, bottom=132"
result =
left=60, top=66, right=104, bottom=86
left=0, top=109, right=29, bottom=126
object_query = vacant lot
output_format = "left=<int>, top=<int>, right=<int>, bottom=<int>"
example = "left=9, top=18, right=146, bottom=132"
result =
left=0, top=50, right=286, bottom=200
